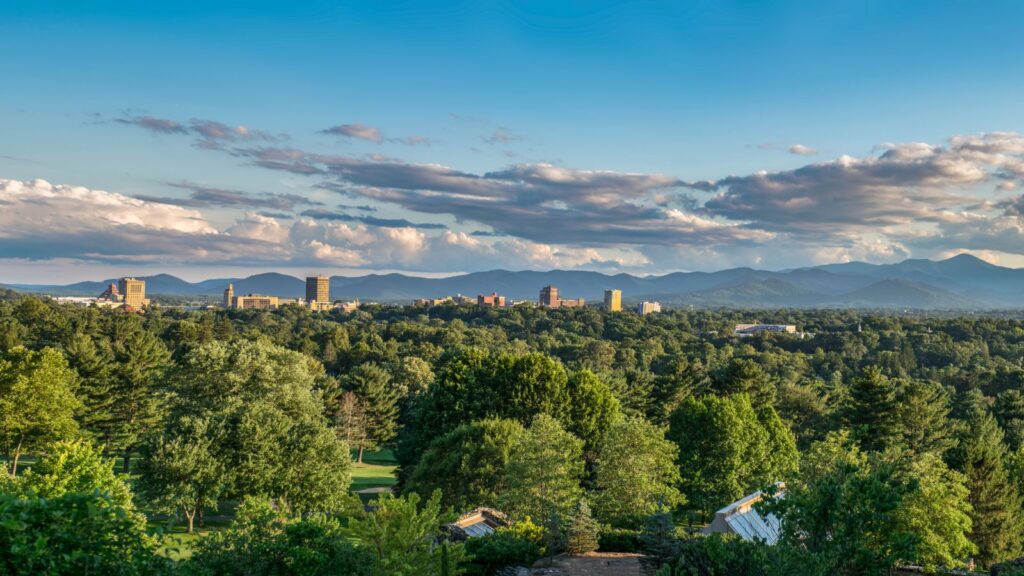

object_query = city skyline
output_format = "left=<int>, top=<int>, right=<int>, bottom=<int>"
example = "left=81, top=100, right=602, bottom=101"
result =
left=4, top=1, right=1024, bottom=282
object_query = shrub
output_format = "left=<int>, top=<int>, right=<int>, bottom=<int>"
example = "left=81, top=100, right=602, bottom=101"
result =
left=0, top=492, right=163, bottom=576
left=464, top=532, right=541, bottom=575
left=598, top=527, right=641, bottom=553
left=183, top=497, right=374, bottom=576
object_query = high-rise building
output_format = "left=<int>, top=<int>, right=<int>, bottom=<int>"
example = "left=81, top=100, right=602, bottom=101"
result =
left=223, top=283, right=234, bottom=308
left=636, top=301, right=661, bottom=315
left=539, top=285, right=558, bottom=307
left=118, top=277, right=149, bottom=309
left=604, top=289, right=622, bottom=312
left=306, top=275, right=330, bottom=306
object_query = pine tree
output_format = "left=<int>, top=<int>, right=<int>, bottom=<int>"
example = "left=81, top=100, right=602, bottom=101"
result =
left=345, top=363, right=399, bottom=463
left=639, top=510, right=681, bottom=572
left=948, top=400, right=1023, bottom=567
left=108, top=327, right=171, bottom=473
left=841, top=367, right=901, bottom=452
left=565, top=499, right=600, bottom=555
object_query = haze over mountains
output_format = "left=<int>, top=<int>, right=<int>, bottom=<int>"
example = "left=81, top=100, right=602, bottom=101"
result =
left=6, top=254, right=1024, bottom=309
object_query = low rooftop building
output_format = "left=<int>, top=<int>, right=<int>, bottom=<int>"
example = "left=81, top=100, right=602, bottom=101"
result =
left=703, top=484, right=784, bottom=545
left=444, top=508, right=509, bottom=541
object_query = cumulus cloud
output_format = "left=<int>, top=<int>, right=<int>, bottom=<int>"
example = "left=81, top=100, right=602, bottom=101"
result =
left=697, top=134, right=1024, bottom=236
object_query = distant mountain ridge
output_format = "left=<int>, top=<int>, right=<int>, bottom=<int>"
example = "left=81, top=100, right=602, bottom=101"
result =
left=6, top=254, right=1024, bottom=309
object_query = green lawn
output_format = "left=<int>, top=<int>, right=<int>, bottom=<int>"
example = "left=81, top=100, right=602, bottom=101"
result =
left=350, top=449, right=398, bottom=493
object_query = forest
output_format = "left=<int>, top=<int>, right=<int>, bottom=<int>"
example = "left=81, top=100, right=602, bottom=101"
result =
left=2, top=290, right=1024, bottom=575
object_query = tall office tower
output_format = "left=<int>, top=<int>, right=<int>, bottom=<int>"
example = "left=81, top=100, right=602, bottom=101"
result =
left=604, top=289, right=622, bottom=312
left=539, top=285, right=558, bottom=307
left=118, top=277, right=148, bottom=308
left=223, top=283, right=234, bottom=308
left=306, top=275, right=330, bottom=305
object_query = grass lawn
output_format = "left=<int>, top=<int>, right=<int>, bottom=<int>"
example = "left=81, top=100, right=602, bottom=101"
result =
left=350, top=448, right=398, bottom=493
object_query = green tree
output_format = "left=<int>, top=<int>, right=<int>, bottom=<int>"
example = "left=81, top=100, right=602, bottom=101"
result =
left=136, top=415, right=227, bottom=533
left=772, top=431, right=975, bottom=574
left=342, top=490, right=466, bottom=576
left=895, top=379, right=955, bottom=457
left=565, top=369, right=620, bottom=454
left=64, top=332, right=117, bottom=444
left=839, top=367, right=901, bottom=452
left=406, top=418, right=526, bottom=510
left=346, top=363, right=400, bottom=463
left=502, top=414, right=584, bottom=522
left=564, top=499, right=600, bottom=555
left=649, top=357, right=707, bottom=426
left=593, top=417, right=684, bottom=526
left=668, top=394, right=797, bottom=516
left=0, top=346, right=80, bottom=475
left=159, top=338, right=353, bottom=513
left=108, top=327, right=171, bottom=473
left=17, top=438, right=133, bottom=509
left=947, top=400, right=1023, bottom=567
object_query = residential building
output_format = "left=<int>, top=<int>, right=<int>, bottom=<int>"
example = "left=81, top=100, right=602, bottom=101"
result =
left=335, top=300, right=360, bottom=313
left=223, top=283, right=234, bottom=308
left=477, top=292, right=506, bottom=307
left=703, top=484, right=784, bottom=545
left=232, top=294, right=279, bottom=309
left=734, top=324, right=797, bottom=336
left=444, top=508, right=509, bottom=541
left=604, top=289, right=622, bottom=312
left=539, top=285, right=585, bottom=308
left=118, top=277, right=149, bottom=309
left=637, top=301, right=661, bottom=314
left=306, top=275, right=330, bottom=306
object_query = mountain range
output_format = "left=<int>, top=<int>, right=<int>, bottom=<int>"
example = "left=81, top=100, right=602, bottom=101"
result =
left=5, top=254, right=1024, bottom=309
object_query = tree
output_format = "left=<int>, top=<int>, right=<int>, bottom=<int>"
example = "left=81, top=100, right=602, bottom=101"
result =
left=345, top=363, right=400, bottom=463
left=155, top=338, right=353, bottom=514
left=414, top=349, right=572, bottom=456
left=136, top=415, right=227, bottom=533
left=564, top=499, right=600, bottom=555
left=64, top=332, right=116, bottom=443
left=565, top=369, right=620, bottom=454
left=406, top=418, right=526, bottom=510
left=947, top=399, right=1023, bottom=567
left=839, top=367, right=901, bottom=452
left=713, top=359, right=775, bottom=407
left=502, top=414, right=584, bottom=522
left=332, top=390, right=370, bottom=453
left=342, top=490, right=466, bottom=576
left=0, top=346, right=80, bottom=475
left=895, top=378, right=955, bottom=457
left=668, top=394, right=797, bottom=516
left=107, top=327, right=171, bottom=473
left=994, top=389, right=1024, bottom=451
left=649, top=357, right=708, bottom=426
left=593, top=417, right=684, bottom=526
left=16, top=438, right=133, bottom=509
left=771, top=431, right=975, bottom=574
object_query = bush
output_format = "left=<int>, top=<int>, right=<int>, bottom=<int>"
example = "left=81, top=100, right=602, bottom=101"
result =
left=183, top=498, right=374, bottom=576
left=0, top=492, right=164, bottom=576
left=464, top=532, right=542, bottom=575
left=598, top=527, right=641, bottom=553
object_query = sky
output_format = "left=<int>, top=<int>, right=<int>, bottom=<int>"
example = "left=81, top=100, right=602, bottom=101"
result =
left=3, top=0, right=1024, bottom=282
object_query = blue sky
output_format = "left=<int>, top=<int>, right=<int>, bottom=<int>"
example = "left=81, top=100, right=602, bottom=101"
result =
left=3, top=1, right=1024, bottom=282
